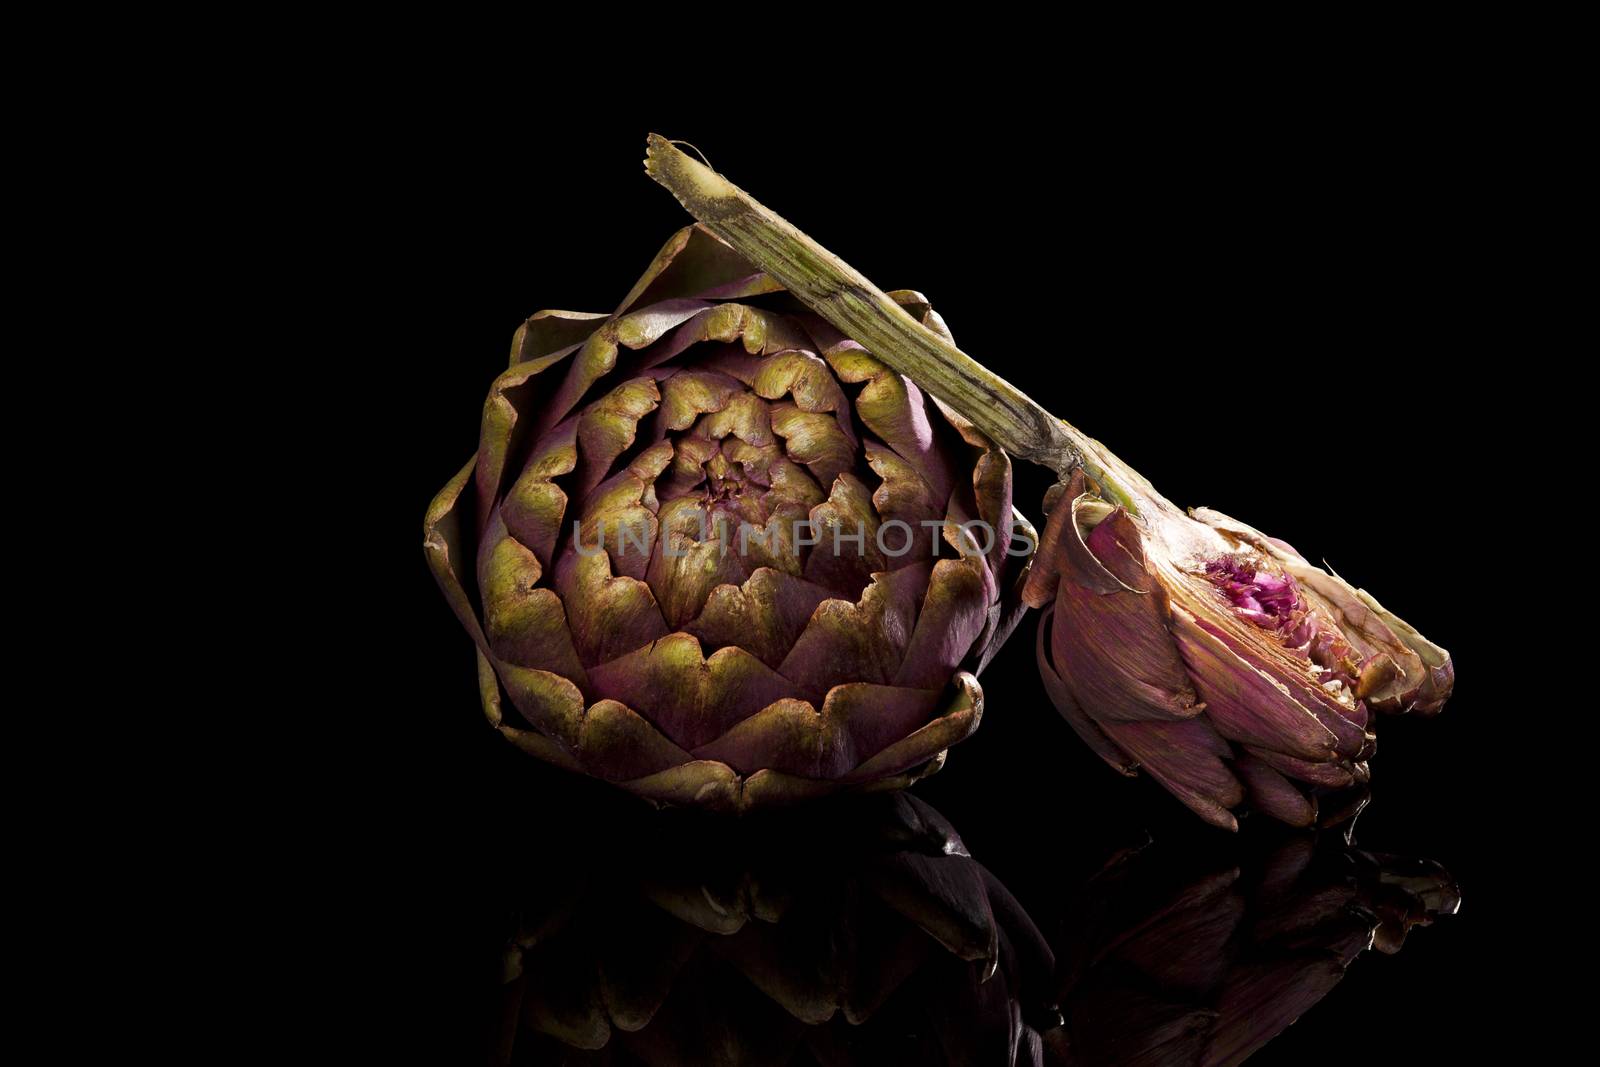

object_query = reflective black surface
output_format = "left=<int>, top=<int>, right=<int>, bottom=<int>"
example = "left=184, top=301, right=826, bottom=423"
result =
left=469, top=778, right=1457, bottom=1066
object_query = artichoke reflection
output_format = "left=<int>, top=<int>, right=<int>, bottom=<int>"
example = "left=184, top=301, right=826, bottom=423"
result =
left=491, top=792, right=1058, bottom=1065
left=1049, top=826, right=1459, bottom=1065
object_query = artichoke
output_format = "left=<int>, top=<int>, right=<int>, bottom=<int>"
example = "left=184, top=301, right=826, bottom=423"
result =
left=425, top=224, right=1035, bottom=810
left=641, top=135, right=1455, bottom=829
left=1021, top=470, right=1454, bottom=830
left=1050, top=828, right=1459, bottom=1065
left=490, top=792, right=1058, bottom=1065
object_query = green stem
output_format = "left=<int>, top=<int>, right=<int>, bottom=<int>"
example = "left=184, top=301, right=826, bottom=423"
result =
left=642, top=135, right=1148, bottom=513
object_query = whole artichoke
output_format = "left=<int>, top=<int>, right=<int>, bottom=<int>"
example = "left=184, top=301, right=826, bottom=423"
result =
left=425, top=224, right=1035, bottom=810
left=1023, top=470, right=1454, bottom=830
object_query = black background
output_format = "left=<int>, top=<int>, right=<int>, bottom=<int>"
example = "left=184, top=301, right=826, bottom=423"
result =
left=360, top=117, right=1521, bottom=1063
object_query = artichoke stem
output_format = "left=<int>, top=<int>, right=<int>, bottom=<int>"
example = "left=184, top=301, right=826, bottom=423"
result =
left=643, top=134, right=1141, bottom=515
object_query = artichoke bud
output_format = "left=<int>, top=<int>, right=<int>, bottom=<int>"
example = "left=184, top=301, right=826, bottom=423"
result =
left=1024, top=470, right=1453, bottom=830
left=425, top=225, right=1037, bottom=811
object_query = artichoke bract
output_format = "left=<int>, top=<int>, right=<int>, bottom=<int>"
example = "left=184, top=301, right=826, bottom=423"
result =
left=425, top=224, right=1035, bottom=811
left=1023, top=470, right=1454, bottom=831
